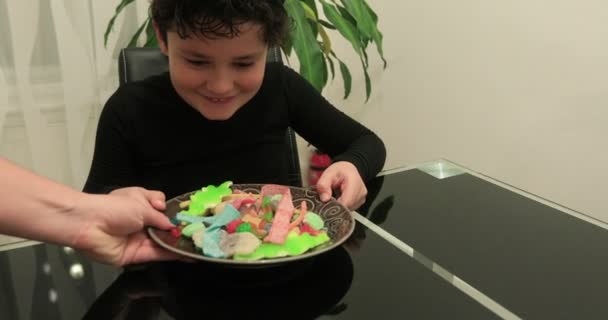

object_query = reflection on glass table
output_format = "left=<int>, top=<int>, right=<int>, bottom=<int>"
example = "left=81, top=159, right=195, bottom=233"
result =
left=83, top=247, right=353, bottom=320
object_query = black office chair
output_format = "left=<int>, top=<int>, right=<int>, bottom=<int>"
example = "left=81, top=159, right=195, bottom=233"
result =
left=118, top=47, right=303, bottom=187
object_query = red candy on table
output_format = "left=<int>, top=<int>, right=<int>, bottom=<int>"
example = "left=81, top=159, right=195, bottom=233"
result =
left=309, top=150, right=331, bottom=185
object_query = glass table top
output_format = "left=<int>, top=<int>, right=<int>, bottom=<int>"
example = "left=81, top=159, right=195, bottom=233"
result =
left=1, top=159, right=607, bottom=319
left=362, top=159, right=608, bottom=319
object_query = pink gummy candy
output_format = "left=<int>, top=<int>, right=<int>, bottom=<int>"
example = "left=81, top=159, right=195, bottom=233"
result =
left=232, top=197, right=256, bottom=210
left=264, top=189, right=294, bottom=244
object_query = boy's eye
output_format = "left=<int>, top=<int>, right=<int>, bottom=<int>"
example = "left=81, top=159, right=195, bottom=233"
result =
left=234, top=62, right=254, bottom=68
left=185, top=59, right=208, bottom=66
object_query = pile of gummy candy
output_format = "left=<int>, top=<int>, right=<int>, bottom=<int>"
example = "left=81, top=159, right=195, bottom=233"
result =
left=168, top=181, right=330, bottom=261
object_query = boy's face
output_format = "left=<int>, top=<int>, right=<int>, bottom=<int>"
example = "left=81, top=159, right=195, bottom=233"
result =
left=156, top=23, right=268, bottom=120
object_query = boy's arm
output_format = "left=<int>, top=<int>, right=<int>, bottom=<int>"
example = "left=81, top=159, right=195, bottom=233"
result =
left=282, top=66, right=386, bottom=182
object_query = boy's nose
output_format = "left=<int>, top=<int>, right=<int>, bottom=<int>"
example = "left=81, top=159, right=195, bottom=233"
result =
left=205, top=70, right=234, bottom=96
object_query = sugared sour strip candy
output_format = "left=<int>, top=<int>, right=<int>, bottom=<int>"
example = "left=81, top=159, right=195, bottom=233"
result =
left=263, top=190, right=294, bottom=244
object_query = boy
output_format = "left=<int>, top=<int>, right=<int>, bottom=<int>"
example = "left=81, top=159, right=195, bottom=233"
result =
left=84, top=0, right=386, bottom=210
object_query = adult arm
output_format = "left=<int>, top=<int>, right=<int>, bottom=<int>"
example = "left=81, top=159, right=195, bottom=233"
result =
left=0, top=157, right=177, bottom=266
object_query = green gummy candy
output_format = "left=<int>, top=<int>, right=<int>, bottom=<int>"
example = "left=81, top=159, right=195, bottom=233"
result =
left=261, top=196, right=271, bottom=208
left=236, top=222, right=252, bottom=233
left=182, top=222, right=206, bottom=237
left=262, top=212, right=274, bottom=222
left=234, top=231, right=330, bottom=261
left=304, top=212, right=324, bottom=230
left=186, top=181, right=233, bottom=215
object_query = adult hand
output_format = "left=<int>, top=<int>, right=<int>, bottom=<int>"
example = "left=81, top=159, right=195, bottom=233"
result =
left=316, top=161, right=367, bottom=210
left=72, top=187, right=179, bottom=266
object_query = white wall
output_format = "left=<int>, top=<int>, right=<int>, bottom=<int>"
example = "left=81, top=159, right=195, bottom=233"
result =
left=319, top=0, right=608, bottom=222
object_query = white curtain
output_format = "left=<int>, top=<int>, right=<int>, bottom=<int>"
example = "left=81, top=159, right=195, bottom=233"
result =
left=0, top=0, right=149, bottom=190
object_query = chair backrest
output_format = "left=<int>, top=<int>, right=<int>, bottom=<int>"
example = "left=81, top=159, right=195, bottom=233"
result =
left=118, top=47, right=303, bottom=187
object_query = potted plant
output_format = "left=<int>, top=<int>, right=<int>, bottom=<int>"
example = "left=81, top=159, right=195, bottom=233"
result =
left=104, top=0, right=386, bottom=184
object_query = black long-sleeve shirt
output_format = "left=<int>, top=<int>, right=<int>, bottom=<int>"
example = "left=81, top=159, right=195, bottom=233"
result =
left=83, top=63, right=386, bottom=199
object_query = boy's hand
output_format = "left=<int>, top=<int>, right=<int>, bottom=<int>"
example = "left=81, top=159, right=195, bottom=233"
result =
left=316, top=161, right=367, bottom=210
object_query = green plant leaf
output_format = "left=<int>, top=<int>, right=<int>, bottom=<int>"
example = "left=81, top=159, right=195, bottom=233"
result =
left=363, top=63, right=371, bottom=101
left=318, top=20, right=336, bottom=30
left=281, top=16, right=295, bottom=58
left=285, top=0, right=327, bottom=91
left=319, top=0, right=361, bottom=55
left=361, top=44, right=369, bottom=67
left=300, top=1, right=317, bottom=20
left=320, top=50, right=329, bottom=85
left=143, top=17, right=158, bottom=47
left=324, top=0, right=379, bottom=99
left=300, top=0, right=319, bottom=38
left=340, top=0, right=387, bottom=68
left=335, top=5, right=358, bottom=34
left=363, top=0, right=378, bottom=25
left=302, top=0, right=318, bottom=17
left=127, top=20, right=148, bottom=48
left=318, top=24, right=332, bottom=54
left=144, top=36, right=159, bottom=47
left=339, top=0, right=372, bottom=38
left=104, top=0, right=136, bottom=48
left=281, top=33, right=294, bottom=57
left=325, top=54, right=336, bottom=80
left=330, top=51, right=352, bottom=99
left=300, top=2, right=331, bottom=55
left=338, top=58, right=352, bottom=99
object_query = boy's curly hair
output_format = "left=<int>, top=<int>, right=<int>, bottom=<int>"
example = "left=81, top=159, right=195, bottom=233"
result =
left=150, top=0, right=289, bottom=47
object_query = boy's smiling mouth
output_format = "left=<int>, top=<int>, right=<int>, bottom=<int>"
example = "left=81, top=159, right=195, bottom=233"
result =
left=203, top=95, right=236, bottom=105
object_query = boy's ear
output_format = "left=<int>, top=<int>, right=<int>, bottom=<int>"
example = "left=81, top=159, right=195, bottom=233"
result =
left=153, top=21, right=169, bottom=55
